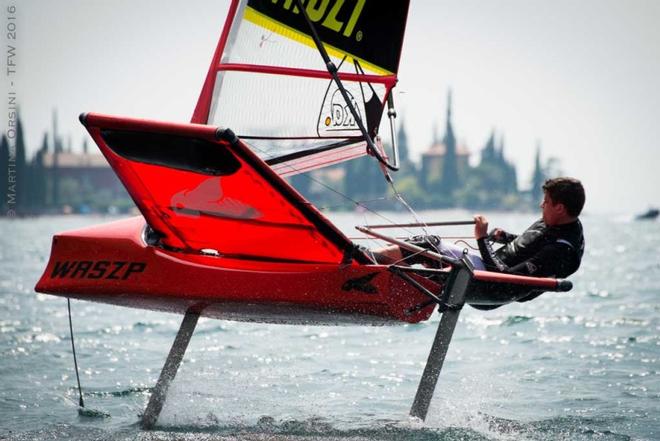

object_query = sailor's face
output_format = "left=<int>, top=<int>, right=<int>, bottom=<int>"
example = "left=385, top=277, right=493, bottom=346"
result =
left=541, top=192, right=561, bottom=225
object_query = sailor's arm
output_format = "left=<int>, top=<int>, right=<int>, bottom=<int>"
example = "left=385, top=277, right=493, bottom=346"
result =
left=474, top=215, right=509, bottom=272
left=488, top=228, right=517, bottom=244
left=476, top=236, right=510, bottom=272
left=477, top=239, right=569, bottom=276
left=476, top=215, right=516, bottom=244
left=474, top=214, right=565, bottom=276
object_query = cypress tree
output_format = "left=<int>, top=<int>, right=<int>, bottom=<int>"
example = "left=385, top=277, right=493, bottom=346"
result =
left=397, top=118, right=410, bottom=165
left=356, top=156, right=376, bottom=200
left=531, top=143, right=544, bottom=204
left=367, top=156, right=387, bottom=201
left=32, top=134, right=49, bottom=209
left=343, top=155, right=387, bottom=206
left=15, top=113, right=27, bottom=213
left=506, top=162, right=518, bottom=194
left=289, top=173, right=312, bottom=199
left=440, top=90, right=459, bottom=196
left=396, top=117, right=417, bottom=181
left=344, top=157, right=360, bottom=200
left=52, top=110, right=62, bottom=208
left=481, top=131, right=496, bottom=164
left=498, top=136, right=518, bottom=193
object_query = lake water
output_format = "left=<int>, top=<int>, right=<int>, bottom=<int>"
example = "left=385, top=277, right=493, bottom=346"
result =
left=1, top=211, right=658, bottom=440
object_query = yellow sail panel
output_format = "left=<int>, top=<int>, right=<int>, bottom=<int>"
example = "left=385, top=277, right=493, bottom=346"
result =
left=243, top=6, right=392, bottom=76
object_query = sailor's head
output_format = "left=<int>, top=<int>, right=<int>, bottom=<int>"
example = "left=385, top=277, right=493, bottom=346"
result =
left=540, top=177, right=585, bottom=225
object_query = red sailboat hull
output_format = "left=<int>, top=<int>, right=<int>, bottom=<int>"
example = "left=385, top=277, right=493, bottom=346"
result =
left=35, top=216, right=437, bottom=325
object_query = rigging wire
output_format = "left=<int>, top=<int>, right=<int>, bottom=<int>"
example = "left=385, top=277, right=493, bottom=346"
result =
left=349, top=235, right=474, bottom=241
left=388, top=175, right=431, bottom=235
left=67, top=298, right=85, bottom=409
left=315, top=196, right=393, bottom=212
left=247, top=141, right=425, bottom=237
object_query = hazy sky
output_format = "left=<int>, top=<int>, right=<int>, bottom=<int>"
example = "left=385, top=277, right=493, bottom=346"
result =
left=2, top=0, right=659, bottom=214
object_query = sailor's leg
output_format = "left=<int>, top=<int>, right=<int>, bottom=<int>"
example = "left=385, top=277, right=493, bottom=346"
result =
left=141, top=309, right=200, bottom=429
left=372, top=236, right=441, bottom=265
left=368, top=244, right=404, bottom=264
left=439, top=242, right=485, bottom=270
left=410, top=266, right=471, bottom=421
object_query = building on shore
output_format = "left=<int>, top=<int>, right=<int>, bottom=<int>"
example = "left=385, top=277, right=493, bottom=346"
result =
left=41, top=152, right=130, bottom=213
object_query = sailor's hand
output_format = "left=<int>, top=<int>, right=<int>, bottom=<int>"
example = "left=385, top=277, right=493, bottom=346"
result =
left=474, top=215, right=489, bottom=239
left=489, top=228, right=505, bottom=241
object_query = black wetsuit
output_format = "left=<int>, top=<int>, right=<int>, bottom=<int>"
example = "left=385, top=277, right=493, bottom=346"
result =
left=477, top=219, right=585, bottom=278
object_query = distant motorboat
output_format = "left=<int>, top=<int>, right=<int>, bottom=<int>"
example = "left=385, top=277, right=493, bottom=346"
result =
left=636, top=208, right=659, bottom=220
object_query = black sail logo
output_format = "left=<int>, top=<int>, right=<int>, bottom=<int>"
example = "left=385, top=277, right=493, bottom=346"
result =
left=246, top=0, right=410, bottom=75
left=330, top=90, right=360, bottom=129
left=263, top=0, right=366, bottom=39
left=318, top=88, right=362, bottom=135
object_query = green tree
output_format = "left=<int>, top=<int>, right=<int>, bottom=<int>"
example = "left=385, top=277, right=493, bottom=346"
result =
left=59, top=177, right=82, bottom=208
left=391, top=174, right=425, bottom=206
left=289, top=173, right=312, bottom=199
left=31, top=134, right=49, bottom=209
left=544, top=157, right=563, bottom=179
left=530, top=143, right=545, bottom=206
left=15, top=113, right=28, bottom=213
left=396, top=118, right=414, bottom=171
left=457, top=132, right=521, bottom=210
left=52, top=110, right=63, bottom=208
left=440, top=90, right=459, bottom=195
left=344, top=155, right=387, bottom=207
left=498, top=137, right=518, bottom=193
left=481, top=131, right=497, bottom=163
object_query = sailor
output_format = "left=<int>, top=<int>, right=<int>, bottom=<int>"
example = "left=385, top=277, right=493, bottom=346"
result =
left=474, top=176, right=585, bottom=278
left=374, top=177, right=585, bottom=283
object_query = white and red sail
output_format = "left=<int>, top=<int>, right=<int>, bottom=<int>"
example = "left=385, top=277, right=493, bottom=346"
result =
left=192, top=0, right=410, bottom=176
left=68, top=1, right=413, bottom=262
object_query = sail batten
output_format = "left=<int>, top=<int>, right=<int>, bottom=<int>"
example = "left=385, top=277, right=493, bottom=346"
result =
left=218, top=63, right=396, bottom=85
